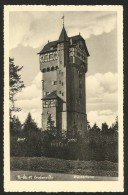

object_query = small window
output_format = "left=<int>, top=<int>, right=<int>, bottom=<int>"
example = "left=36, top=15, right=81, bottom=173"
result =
left=51, top=66, right=54, bottom=71
left=61, top=72, right=63, bottom=76
left=47, top=67, right=50, bottom=72
left=59, top=81, right=61, bottom=84
left=59, top=70, right=61, bottom=74
left=44, top=92, right=49, bottom=96
left=59, top=91, right=61, bottom=94
left=62, top=82, right=63, bottom=86
left=52, top=81, right=57, bottom=85
left=62, top=93, right=64, bottom=96
left=42, top=68, right=46, bottom=73
left=49, top=54, right=53, bottom=60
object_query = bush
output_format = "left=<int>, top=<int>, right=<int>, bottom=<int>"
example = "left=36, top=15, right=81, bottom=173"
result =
left=10, top=157, right=118, bottom=177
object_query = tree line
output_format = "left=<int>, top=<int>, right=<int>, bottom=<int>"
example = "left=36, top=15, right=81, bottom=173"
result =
left=9, top=58, right=118, bottom=162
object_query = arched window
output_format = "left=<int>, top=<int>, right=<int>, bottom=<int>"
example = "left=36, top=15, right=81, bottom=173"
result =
left=55, top=66, right=58, bottom=70
left=47, top=67, right=50, bottom=72
left=51, top=66, right=54, bottom=71
left=42, top=68, right=46, bottom=73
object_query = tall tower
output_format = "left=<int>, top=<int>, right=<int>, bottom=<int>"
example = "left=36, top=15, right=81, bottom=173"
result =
left=38, top=24, right=89, bottom=139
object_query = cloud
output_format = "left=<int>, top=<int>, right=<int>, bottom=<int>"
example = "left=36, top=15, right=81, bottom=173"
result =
left=86, top=72, right=118, bottom=127
left=9, top=11, right=117, bottom=49
left=15, top=72, right=42, bottom=127
left=86, top=72, right=118, bottom=104
left=87, top=110, right=117, bottom=128
left=15, top=72, right=42, bottom=100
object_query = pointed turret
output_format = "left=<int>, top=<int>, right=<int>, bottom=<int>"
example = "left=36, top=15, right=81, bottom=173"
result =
left=58, top=26, right=69, bottom=42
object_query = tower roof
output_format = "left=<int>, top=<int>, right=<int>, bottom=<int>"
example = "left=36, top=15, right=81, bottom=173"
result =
left=42, top=90, right=65, bottom=102
left=38, top=33, right=89, bottom=56
left=58, top=26, right=69, bottom=42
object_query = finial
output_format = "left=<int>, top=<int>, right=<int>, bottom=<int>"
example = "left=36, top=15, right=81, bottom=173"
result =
left=48, top=40, right=49, bottom=43
left=79, top=32, right=81, bottom=35
left=61, top=14, right=64, bottom=27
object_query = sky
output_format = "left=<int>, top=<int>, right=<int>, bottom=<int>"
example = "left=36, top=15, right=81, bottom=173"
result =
left=9, top=11, right=118, bottom=128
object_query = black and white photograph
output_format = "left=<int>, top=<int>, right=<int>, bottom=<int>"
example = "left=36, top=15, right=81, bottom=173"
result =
left=4, top=5, right=123, bottom=192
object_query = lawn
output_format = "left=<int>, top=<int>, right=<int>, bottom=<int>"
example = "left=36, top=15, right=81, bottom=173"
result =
left=10, top=156, right=118, bottom=177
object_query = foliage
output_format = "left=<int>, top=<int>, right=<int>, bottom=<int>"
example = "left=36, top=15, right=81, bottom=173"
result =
left=111, top=116, right=118, bottom=134
left=10, top=112, right=41, bottom=157
left=47, top=114, right=55, bottom=131
left=102, top=122, right=109, bottom=134
left=10, top=115, right=118, bottom=162
left=9, top=57, right=25, bottom=117
left=23, top=112, right=39, bottom=133
left=46, top=114, right=58, bottom=139
left=10, top=157, right=118, bottom=177
left=10, top=115, right=22, bottom=136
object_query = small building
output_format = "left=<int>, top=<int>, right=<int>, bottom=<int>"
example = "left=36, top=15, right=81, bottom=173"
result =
left=38, top=23, right=89, bottom=139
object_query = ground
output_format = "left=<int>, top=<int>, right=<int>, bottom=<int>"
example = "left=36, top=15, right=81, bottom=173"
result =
left=10, top=156, right=118, bottom=181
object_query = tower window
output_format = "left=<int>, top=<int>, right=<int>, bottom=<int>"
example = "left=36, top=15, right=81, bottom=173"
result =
left=59, top=91, right=61, bottom=94
left=49, top=54, right=53, bottom=60
left=42, top=68, right=46, bottom=73
left=59, top=81, right=61, bottom=84
left=47, top=67, right=50, bottom=72
left=44, top=92, right=49, bottom=96
left=52, top=81, right=57, bottom=85
left=42, top=80, right=44, bottom=90
left=51, top=66, right=54, bottom=71
left=62, top=92, right=64, bottom=96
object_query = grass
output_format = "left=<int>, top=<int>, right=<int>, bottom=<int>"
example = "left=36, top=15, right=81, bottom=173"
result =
left=10, top=156, right=118, bottom=177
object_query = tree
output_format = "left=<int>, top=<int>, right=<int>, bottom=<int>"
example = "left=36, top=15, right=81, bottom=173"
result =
left=10, top=115, right=22, bottom=136
left=87, top=120, right=91, bottom=131
left=101, top=122, right=109, bottom=134
left=9, top=57, right=25, bottom=118
left=91, top=123, right=100, bottom=133
left=47, top=114, right=55, bottom=131
left=22, top=113, right=41, bottom=156
left=111, top=116, right=118, bottom=134
left=23, top=112, right=39, bottom=133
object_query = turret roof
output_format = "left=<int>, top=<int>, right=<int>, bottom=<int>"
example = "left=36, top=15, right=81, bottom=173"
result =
left=58, top=26, right=69, bottom=42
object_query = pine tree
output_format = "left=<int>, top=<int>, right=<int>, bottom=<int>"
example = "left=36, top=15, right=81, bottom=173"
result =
left=87, top=120, right=91, bottom=131
left=10, top=115, right=22, bottom=136
left=91, top=123, right=100, bottom=133
left=23, top=113, right=39, bottom=134
left=102, top=122, right=109, bottom=134
left=47, top=114, right=55, bottom=131
left=9, top=57, right=25, bottom=118
left=111, top=116, right=118, bottom=134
